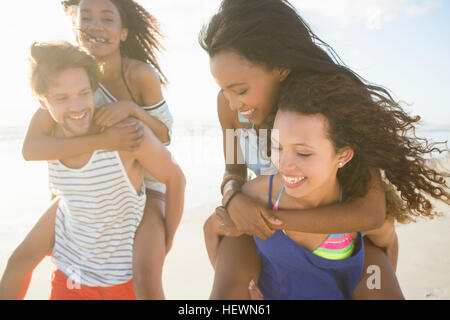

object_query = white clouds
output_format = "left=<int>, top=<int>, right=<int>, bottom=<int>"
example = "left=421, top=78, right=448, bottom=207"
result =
left=291, top=0, right=400, bottom=29
left=291, top=0, right=440, bottom=30
left=405, top=1, right=441, bottom=17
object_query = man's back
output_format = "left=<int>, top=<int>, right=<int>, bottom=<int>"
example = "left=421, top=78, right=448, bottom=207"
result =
left=49, top=149, right=146, bottom=287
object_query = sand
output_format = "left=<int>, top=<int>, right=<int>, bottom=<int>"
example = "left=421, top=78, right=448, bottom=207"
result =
left=0, top=203, right=448, bottom=300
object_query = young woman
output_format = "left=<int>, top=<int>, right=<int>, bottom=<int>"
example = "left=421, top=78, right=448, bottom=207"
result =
left=199, top=0, right=414, bottom=299
left=0, top=0, right=174, bottom=299
left=205, top=72, right=448, bottom=299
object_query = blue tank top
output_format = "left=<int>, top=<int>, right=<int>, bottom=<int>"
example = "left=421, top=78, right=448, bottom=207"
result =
left=253, top=176, right=365, bottom=300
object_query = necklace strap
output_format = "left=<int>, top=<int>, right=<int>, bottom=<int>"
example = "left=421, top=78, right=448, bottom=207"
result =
left=121, top=59, right=138, bottom=104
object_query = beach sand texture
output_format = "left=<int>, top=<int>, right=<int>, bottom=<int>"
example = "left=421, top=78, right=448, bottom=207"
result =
left=0, top=133, right=449, bottom=300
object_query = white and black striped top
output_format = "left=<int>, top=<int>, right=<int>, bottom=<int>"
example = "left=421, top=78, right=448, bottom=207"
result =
left=49, top=150, right=146, bottom=287
left=95, top=83, right=173, bottom=194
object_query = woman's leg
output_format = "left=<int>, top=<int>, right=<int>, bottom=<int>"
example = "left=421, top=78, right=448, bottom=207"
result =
left=0, top=198, right=58, bottom=300
left=210, top=235, right=261, bottom=300
left=352, top=237, right=404, bottom=300
left=132, top=192, right=166, bottom=300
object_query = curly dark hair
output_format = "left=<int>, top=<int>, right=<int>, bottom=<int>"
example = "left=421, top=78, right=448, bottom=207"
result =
left=278, top=72, right=449, bottom=223
left=61, top=0, right=167, bottom=85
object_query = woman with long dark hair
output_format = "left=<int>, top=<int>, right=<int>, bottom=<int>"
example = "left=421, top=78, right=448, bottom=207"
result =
left=206, top=71, right=448, bottom=299
left=199, top=0, right=444, bottom=298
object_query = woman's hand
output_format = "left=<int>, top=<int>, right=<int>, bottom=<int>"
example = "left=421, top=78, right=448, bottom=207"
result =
left=100, top=118, right=144, bottom=151
left=214, top=206, right=243, bottom=238
left=248, top=280, right=264, bottom=300
left=224, top=192, right=282, bottom=240
left=94, top=101, right=138, bottom=128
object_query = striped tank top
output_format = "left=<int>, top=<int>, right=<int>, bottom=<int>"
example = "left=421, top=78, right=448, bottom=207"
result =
left=95, top=83, right=173, bottom=194
left=48, top=150, right=146, bottom=287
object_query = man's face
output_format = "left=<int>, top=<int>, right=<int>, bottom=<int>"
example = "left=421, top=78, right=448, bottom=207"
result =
left=40, top=67, right=95, bottom=137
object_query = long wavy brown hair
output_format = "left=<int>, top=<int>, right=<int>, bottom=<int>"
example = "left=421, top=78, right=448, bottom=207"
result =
left=62, top=0, right=167, bottom=85
left=278, top=72, right=449, bottom=223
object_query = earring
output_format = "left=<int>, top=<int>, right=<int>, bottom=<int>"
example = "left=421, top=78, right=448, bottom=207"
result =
left=338, top=162, right=343, bottom=168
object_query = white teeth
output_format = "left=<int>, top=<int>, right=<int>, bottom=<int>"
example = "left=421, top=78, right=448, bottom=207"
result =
left=88, top=37, right=108, bottom=44
left=241, top=108, right=256, bottom=116
left=282, top=175, right=306, bottom=184
left=69, top=112, right=86, bottom=120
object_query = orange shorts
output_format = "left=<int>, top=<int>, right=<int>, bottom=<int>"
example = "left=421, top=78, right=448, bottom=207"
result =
left=49, top=269, right=136, bottom=300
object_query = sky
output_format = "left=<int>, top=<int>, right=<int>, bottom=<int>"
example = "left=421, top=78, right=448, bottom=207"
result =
left=0, top=0, right=449, bottom=131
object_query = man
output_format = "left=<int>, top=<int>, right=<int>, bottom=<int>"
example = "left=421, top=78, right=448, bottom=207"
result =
left=3, top=41, right=185, bottom=299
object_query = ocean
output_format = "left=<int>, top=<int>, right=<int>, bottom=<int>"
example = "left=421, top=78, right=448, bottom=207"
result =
left=1, top=123, right=448, bottom=254
left=0, top=123, right=225, bottom=255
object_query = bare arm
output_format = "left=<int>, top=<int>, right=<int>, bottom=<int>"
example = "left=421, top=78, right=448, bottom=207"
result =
left=22, top=108, right=103, bottom=160
left=132, top=125, right=186, bottom=250
left=271, top=168, right=386, bottom=233
left=217, top=91, right=248, bottom=197
left=131, top=62, right=170, bottom=144
left=204, top=214, right=225, bottom=267
left=22, top=108, right=143, bottom=161
left=363, top=219, right=398, bottom=271
left=93, top=64, right=171, bottom=144
left=217, top=91, right=280, bottom=239
left=204, top=205, right=245, bottom=267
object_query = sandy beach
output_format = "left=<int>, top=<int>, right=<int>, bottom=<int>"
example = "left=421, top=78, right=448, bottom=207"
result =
left=0, top=131, right=449, bottom=300
left=1, top=203, right=449, bottom=300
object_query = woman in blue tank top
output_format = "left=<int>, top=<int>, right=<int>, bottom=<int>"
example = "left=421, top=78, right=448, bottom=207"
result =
left=201, top=0, right=401, bottom=299
left=205, top=71, right=448, bottom=299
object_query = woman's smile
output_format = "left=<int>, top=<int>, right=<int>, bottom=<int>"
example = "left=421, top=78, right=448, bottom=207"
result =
left=281, top=174, right=307, bottom=188
left=240, top=108, right=257, bottom=120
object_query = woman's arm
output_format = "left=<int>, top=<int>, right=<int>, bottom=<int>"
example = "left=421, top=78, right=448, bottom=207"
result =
left=22, top=108, right=144, bottom=161
left=204, top=205, right=245, bottom=267
left=268, top=168, right=386, bottom=233
left=217, top=91, right=248, bottom=191
left=131, top=62, right=171, bottom=144
left=135, top=63, right=171, bottom=144
left=217, top=91, right=281, bottom=239
left=94, top=63, right=171, bottom=144
left=204, top=214, right=225, bottom=267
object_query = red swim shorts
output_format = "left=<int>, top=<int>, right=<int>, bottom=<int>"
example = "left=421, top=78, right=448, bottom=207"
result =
left=49, top=269, right=136, bottom=300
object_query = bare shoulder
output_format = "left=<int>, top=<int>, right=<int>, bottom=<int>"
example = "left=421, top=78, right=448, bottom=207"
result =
left=126, top=58, right=163, bottom=100
left=242, top=175, right=271, bottom=205
left=128, top=59, right=160, bottom=81
left=217, top=90, right=239, bottom=130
